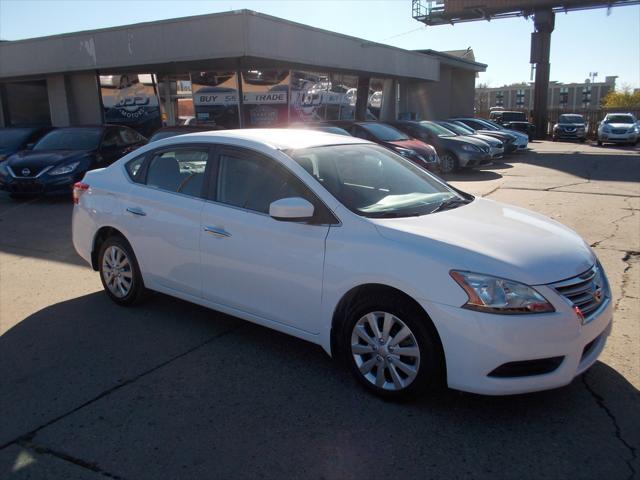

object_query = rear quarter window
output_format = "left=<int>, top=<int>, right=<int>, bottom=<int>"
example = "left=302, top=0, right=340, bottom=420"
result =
left=125, top=154, right=146, bottom=183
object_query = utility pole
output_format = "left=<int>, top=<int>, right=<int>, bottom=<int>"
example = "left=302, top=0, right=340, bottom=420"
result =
left=531, top=9, right=555, bottom=139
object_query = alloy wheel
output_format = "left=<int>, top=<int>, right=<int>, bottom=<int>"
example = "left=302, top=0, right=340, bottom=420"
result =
left=440, top=154, right=456, bottom=174
left=102, top=245, right=134, bottom=298
left=350, top=311, right=421, bottom=391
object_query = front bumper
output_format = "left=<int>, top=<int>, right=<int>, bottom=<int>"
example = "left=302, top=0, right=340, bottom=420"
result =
left=490, top=146, right=504, bottom=159
left=599, top=132, right=637, bottom=143
left=419, top=291, right=612, bottom=395
left=0, top=172, right=79, bottom=195
left=458, top=150, right=492, bottom=168
left=554, top=129, right=587, bottom=140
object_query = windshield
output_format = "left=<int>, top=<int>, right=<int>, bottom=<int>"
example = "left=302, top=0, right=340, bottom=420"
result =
left=442, top=122, right=473, bottom=135
left=289, top=144, right=466, bottom=218
left=420, top=121, right=455, bottom=137
left=480, top=119, right=504, bottom=130
left=501, top=112, right=526, bottom=121
left=559, top=114, right=584, bottom=124
left=361, top=123, right=409, bottom=141
left=34, top=128, right=102, bottom=151
left=0, top=128, right=35, bottom=150
left=605, top=115, right=634, bottom=124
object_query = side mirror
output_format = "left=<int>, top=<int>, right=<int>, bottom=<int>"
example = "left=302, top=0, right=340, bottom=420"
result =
left=269, top=197, right=315, bottom=222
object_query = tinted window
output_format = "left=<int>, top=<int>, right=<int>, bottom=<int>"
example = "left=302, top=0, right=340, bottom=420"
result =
left=146, top=149, right=208, bottom=198
left=216, top=150, right=316, bottom=215
left=34, top=128, right=102, bottom=151
left=501, top=112, right=526, bottom=122
left=605, top=115, right=634, bottom=124
left=420, top=122, right=455, bottom=137
left=559, top=114, right=585, bottom=124
left=0, top=128, right=36, bottom=150
left=360, top=123, right=409, bottom=141
left=120, top=127, right=146, bottom=145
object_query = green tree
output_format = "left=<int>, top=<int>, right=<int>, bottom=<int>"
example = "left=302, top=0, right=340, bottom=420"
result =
left=602, top=86, right=640, bottom=108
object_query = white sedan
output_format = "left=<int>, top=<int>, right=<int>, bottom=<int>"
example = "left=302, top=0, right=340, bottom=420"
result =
left=597, top=113, right=639, bottom=146
left=72, top=129, right=612, bottom=399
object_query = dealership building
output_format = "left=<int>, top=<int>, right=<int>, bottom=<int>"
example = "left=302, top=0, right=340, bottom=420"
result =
left=0, top=10, right=485, bottom=134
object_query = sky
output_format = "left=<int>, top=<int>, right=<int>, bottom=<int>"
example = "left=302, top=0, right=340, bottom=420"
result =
left=0, top=0, right=638, bottom=89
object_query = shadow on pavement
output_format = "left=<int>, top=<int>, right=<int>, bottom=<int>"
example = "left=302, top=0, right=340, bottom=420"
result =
left=1, top=292, right=638, bottom=479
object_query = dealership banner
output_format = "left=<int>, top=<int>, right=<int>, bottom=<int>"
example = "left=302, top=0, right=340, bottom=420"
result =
left=100, top=74, right=161, bottom=137
left=194, top=91, right=287, bottom=106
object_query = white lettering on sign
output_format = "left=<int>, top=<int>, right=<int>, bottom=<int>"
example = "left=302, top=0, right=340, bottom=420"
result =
left=193, top=91, right=287, bottom=106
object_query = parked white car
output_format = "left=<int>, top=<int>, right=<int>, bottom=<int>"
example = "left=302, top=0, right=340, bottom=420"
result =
left=72, top=129, right=612, bottom=398
left=597, top=113, right=639, bottom=146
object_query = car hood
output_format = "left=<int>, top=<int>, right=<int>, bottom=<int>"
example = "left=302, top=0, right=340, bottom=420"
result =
left=470, top=134, right=501, bottom=147
left=7, top=149, right=93, bottom=169
left=603, top=123, right=634, bottom=129
left=443, top=135, right=489, bottom=149
left=384, top=138, right=436, bottom=154
left=371, top=197, right=594, bottom=286
left=477, top=130, right=515, bottom=141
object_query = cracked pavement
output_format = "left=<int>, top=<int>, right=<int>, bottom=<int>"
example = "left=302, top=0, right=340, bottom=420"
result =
left=1, top=141, right=638, bottom=479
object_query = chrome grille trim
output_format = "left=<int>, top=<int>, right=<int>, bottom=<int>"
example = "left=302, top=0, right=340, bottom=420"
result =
left=549, top=264, right=609, bottom=324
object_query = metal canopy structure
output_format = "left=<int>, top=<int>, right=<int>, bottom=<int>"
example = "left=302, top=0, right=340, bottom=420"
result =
left=412, top=0, right=640, bottom=138
left=412, top=0, right=640, bottom=25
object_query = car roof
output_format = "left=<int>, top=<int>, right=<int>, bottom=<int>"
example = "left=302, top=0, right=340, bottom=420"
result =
left=164, top=128, right=368, bottom=150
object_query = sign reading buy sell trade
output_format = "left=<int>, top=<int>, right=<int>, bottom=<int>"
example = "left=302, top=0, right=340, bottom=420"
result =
left=194, top=91, right=287, bottom=106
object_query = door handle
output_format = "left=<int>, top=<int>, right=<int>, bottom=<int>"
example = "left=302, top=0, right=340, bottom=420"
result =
left=126, top=207, right=147, bottom=216
left=203, top=226, right=231, bottom=238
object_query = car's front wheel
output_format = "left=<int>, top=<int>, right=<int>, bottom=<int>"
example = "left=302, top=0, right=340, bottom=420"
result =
left=341, top=292, right=444, bottom=399
left=98, top=236, right=146, bottom=306
left=439, top=152, right=458, bottom=174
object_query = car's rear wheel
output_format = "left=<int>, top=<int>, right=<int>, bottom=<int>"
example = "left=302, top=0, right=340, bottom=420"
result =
left=98, top=236, right=145, bottom=306
left=341, top=292, right=444, bottom=399
left=440, top=152, right=458, bottom=174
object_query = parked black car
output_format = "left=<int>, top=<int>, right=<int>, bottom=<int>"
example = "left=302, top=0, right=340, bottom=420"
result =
left=433, top=121, right=505, bottom=159
left=552, top=114, right=587, bottom=142
left=328, top=121, right=440, bottom=173
left=450, top=118, right=522, bottom=153
left=389, top=120, right=492, bottom=173
left=0, top=126, right=53, bottom=161
left=489, top=110, right=535, bottom=139
left=148, top=125, right=218, bottom=142
left=0, top=125, right=147, bottom=197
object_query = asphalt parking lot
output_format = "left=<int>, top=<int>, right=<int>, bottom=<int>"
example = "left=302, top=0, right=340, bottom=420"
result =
left=0, top=140, right=638, bottom=480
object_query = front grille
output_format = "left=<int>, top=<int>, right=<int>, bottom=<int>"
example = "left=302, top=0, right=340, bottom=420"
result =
left=550, top=264, right=608, bottom=323
left=563, top=127, right=576, bottom=132
left=8, top=165, right=43, bottom=177
left=612, top=129, right=627, bottom=134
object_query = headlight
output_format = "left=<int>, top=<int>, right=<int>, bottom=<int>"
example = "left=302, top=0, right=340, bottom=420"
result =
left=601, top=125, right=610, bottom=132
left=628, top=127, right=636, bottom=133
left=450, top=270, right=554, bottom=314
left=49, top=161, right=80, bottom=176
left=461, top=144, right=480, bottom=152
left=396, top=148, right=416, bottom=158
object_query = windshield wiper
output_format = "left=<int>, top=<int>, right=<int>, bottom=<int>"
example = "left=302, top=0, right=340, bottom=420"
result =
left=430, top=197, right=471, bottom=214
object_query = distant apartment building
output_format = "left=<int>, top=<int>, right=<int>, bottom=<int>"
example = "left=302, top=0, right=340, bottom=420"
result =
left=476, top=76, right=617, bottom=112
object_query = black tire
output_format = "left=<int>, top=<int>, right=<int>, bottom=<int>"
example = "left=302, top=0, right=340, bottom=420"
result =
left=597, top=140, right=603, bottom=146
left=98, top=235, right=146, bottom=306
left=339, top=291, right=444, bottom=400
left=439, top=151, right=458, bottom=174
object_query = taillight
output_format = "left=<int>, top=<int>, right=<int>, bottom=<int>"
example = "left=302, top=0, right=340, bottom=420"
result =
left=73, top=182, right=90, bottom=204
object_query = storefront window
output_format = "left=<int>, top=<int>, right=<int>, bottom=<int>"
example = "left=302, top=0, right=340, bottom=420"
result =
left=99, top=74, right=161, bottom=137
left=1, top=80, right=51, bottom=126
left=241, top=69, right=290, bottom=128
left=190, top=71, right=240, bottom=129
left=368, top=78, right=385, bottom=120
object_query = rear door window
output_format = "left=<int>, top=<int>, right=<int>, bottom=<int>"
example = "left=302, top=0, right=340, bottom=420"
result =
left=145, top=149, right=209, bottom=198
